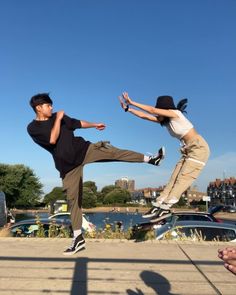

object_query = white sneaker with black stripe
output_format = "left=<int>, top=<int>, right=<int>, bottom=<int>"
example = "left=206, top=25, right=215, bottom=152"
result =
left=142, top=206, right=160, bottom=218
left=148, top=147, right=165, bottom=166
left=150, top=208, right=172, bottom=222
left=142, top=205, right=171, bottom=220
left=63, top=234, right=85, bottom=255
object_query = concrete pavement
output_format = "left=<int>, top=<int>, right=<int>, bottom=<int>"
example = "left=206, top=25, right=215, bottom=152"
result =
left=0, top=238, right=235, bottom=295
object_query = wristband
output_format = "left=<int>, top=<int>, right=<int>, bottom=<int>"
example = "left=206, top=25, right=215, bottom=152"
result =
left=125, top=105, right=129, bottom=112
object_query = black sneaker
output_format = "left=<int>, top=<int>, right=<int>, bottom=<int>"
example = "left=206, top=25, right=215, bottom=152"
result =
left=142, top=206, right=160, bottom=218
left=150, top=208, right=172, bottom=222
left=148, top=147, right=165, bottom=166
left=63, top=234, right=85, bottom=256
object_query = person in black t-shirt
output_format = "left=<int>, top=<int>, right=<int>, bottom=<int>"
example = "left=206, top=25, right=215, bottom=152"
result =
left=27, top=93, right=165, bottom=255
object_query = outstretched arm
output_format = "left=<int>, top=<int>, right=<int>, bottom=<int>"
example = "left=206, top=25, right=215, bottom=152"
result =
left=118, top=96, right=160, bottom=123
left=122, top=92, right=178, bottom=118
left=129, top=108, right=160, bottom=122
left=80, top=120, right=106, bottom=131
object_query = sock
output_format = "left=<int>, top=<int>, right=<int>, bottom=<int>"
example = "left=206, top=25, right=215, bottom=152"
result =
left=167, top=197, right=179, bottom=205
left=144, top=155, right=150, bottom=163
left=73, top=229, right=82, bottom=238
left=160, top=198, right=179, bottom=210
left=152, top=200, right=163, bottom=207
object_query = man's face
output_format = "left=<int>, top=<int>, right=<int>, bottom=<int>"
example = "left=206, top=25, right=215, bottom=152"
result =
left=36, top=103, right=53, bottom=118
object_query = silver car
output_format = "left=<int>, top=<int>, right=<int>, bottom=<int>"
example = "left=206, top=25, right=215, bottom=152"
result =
left=155, top=216, right=236, bottom=242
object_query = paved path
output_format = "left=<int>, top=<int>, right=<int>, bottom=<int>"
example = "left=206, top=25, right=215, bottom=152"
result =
left=0, top=238, right=235, bottom=295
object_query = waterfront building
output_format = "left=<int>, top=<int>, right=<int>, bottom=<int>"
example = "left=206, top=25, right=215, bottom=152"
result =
left=185, top=186, right=206, bottom=204
left=134, top=186, right=164, bottom=203
left=207, top=177, right=236, bottom=206
left=135, top=185, right=206, bottom=205
left=115, top=177, right=135, bottom=192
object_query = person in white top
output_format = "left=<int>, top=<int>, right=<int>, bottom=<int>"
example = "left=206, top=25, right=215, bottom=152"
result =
left=119, top=92, right=210, bottom=221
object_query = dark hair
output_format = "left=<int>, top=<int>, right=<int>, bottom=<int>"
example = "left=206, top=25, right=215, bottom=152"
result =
left=155, top=96, right=188, bottom=126
left=30, top=93, right=53, bottom=112
left=155, top=96, right=176, bottom=110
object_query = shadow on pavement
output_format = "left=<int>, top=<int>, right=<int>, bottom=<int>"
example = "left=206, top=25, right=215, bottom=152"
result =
left=127, top=271, right=178, bottom=295
left=0, top=256, right=222, bottom=295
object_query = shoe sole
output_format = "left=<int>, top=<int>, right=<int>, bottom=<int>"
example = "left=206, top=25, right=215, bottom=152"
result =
left=150, top=213, right=172, bottom=223
left=63, top=242, right=86, bottom=256
left=142, top=212, right=158, bottom=219
left=158, top=146, right=165, bottom=164
left=160, top=146, right=165, bottom=159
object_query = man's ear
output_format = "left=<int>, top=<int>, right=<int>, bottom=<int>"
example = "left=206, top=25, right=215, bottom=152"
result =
left=35, top=105, right=41, bottom=113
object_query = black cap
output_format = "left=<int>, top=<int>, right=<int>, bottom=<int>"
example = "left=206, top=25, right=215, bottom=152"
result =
left=155, top=96, right=176, bottom=110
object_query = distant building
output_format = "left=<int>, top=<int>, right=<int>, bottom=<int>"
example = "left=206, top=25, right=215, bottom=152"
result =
left=115, top=177, right=135, bottom=192
left=135, top=185, right=206, bottom=205
left=185, top=186, right=206, bottom=204
left=207, top=177, right=236, bottom=206
left=135, top=186, right=164, bottom=203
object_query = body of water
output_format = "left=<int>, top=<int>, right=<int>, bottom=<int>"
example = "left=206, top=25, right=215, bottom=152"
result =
left=15, top=211, right=236, bottom=231
left=15, top=212, right=144, bottom=230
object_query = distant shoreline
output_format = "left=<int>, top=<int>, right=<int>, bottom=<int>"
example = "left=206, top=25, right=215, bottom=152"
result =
left=11, top=207, right=236, bottom=220
left=12, top=206, right=147, bottom=214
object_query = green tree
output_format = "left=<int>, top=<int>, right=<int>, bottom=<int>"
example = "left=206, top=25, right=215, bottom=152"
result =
left=96, top=191, right=104, bottom=205
left=43, top=187, right=65, bottom=205
left=99, top=185, right=117, bottom=204
left=0, top=164, right=43, bottom=208
left=83, top=186, right=97, bottom=208
left=173, top=196, right=188, bottom=208
left=83, top=181, right=97, bottom=193
left=104, top=188, right=131, bottom=205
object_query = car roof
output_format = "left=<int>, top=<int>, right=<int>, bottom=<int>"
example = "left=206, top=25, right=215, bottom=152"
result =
left=173, top=211, right=211, bottom=216
left=10, top=218, right=71, bottom=228
left=48, top=213, right=87, bottom=221
left=172, top=220, right=236, bottom=229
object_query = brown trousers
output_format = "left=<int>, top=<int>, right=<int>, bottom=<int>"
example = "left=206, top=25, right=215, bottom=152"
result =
left=157, top=135, right=210, bottom=205
left=62, top=141, right=144, bottom=230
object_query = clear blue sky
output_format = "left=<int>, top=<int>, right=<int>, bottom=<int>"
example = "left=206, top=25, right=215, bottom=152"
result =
left=0, top=0, right=235, bottom=194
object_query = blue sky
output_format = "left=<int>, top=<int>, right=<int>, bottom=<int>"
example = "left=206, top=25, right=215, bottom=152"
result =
left=0, top=0, right=235, bottom=194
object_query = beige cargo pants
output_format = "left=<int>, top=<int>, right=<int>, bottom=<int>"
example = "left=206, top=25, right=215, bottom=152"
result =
left=157, top=135, right=210, bottom=206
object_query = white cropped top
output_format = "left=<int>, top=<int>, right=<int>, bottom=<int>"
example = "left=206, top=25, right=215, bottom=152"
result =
left=165, top=110, right=193, bottom=140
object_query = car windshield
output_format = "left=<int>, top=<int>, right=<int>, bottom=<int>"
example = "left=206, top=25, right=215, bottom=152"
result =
left=176, top=226, right=236, bottom=242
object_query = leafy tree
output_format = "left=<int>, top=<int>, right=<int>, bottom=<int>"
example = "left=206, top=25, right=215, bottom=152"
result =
left=104, top=188, right=131, bottom=204
left=0, top=164, right=43, bottom=208
left=101, top=185, right=116, bottom=195
left=43, top=187, right=65, bottom=205
left=83, top=181, right=97, bottom=193
left=96, top=191, right=104, bottom=205
left=99, top=185, right=117, bottom=204
left=82, top=186, right=97, bottom=208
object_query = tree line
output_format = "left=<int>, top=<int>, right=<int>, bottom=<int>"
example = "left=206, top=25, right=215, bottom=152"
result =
left=0, top=164, right=131, bottom=209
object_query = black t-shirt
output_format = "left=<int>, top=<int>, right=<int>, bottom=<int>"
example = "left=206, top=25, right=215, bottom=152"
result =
left=27, top=113, right=91, bottom=178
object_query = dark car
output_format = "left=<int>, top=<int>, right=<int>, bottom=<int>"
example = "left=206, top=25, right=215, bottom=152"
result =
left=9, top=218, right=72, bottom=237
left=209, top=204, right=236, bottom=214
left=131, top=209, right=223, bottom=240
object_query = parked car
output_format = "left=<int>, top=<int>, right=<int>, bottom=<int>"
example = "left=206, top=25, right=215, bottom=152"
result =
left=9, top=218, right=72, bottom=237
left=48, top=212, right=96, bottom=233
left=209, top=204, right=236, bottom=214
left=223, top=205, right=236, bottom=213
left=131, top=209, right=223, bottom=239
left=155, top=218, right=236, bottom=242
